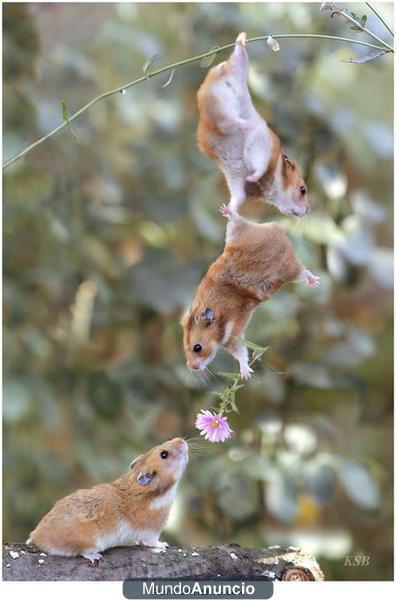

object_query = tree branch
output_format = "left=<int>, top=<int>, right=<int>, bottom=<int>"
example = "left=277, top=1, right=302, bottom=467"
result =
left=3, top=33, right=393, bottom=170
left=3, top=542, right=325, bottom=582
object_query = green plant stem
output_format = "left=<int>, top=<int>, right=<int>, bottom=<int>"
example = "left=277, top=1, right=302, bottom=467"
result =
left=218, top=351, right=264, bottom=415
left=365, top=2, right=394, bottom=37
left=333, top=8, right=394, bottom=50
left=3, top=33, right=393, bottom=170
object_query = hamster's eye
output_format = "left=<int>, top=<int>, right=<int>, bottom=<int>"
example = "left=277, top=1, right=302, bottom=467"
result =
left=193, top=344, right=202, bottom=353
left=300, top=186, right=307, bottom=195
left=160, top=450, right=169, bottom=459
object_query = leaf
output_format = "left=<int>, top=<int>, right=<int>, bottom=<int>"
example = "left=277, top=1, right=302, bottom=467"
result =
left=60, top=100, right=79, bottom=141
left=218, top=371, right=240, bottom=380
left=338, top=460, right=380, bottom=509
left=229, top=397, right=239, bottom=414
left=61, top=99, right=68, bottom=123
left=305, top=464, right=336, bottom=506
left=235, top=337, right=270, bottom=353
left=161, top=69, right=175, bottom=89
left=200, top=46, right=220, bottom=68
left=342, top=50, right=387, bottom=64
left=265, top=364, right=286, bottom=375
left=267, top=35, right=280, bottom=52
left=142, top=53, right=162, bottom=78
left=265, top=474, right=299, bottom=523
left=217, top=474, right=259, bottom=520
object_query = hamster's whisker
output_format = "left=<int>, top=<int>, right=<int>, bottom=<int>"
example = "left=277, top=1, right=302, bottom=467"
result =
left=199, top=368, right=212, bottom=389
left=186, top=442, right=211, bottom=454
left=206, top=366, right=220, bottom=382
left=187, top=442, right=209, bottom=451
left=186, top=444, right=211, bottom=456
left=195, top=370, right=208, bottom=389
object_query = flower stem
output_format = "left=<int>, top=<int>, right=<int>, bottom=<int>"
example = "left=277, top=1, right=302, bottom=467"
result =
left=365, top=2, right=394, bottom=37
left=3, top=33, right=392, bottom=170
left=217, top=349, right=265, bottom=415
left=332, top=8, right=394, bottom=50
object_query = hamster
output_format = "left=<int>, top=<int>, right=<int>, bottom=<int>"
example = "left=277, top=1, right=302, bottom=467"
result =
left=197, top=32, right=309, bottom=217
left=182, top=206, right=319, bottom=379
left=26, top=438, right=188, bottom=565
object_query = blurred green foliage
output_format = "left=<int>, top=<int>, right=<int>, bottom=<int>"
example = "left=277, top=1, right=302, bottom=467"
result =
left=3, top=2, right=393, bottom=580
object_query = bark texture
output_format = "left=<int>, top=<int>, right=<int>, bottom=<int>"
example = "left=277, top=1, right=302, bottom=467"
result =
left=3, top=542, right=324, bottom=582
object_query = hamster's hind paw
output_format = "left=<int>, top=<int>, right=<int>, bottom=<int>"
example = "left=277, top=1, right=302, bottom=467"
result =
left=82, top=551, right=102, bottom=566
left=240, top=364, right=253, bottom=380
left=236, top=32, right=248, bottom=47
left=306, top=273, right=321, bottom=288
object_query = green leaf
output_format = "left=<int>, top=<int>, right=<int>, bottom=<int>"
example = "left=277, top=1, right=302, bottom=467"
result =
left=60, top=100, right=79, bottom=141
left=230, top=401, right=239, bottom=414
left=143, top=53, right=162, bottom=78
left=235, top=337, right=270, bottom=353
left=218, top=371, right=240, bottom=380
left=161, top=69, right=175, bottom=89
left=265, top=363, right=287, bottom=375
left=61, top=99, right=68, bottom=123
left=200, top=46, right=220, bottom=68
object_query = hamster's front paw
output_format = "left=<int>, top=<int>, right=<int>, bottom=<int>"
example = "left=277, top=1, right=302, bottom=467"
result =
left=219, top=204, right=234, bottom=219
left=82, top=551, right=103, bottom=566
left=240, top=364, right=253, bottom=380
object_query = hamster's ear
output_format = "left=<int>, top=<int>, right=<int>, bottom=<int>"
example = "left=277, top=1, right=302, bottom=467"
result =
left=197, top=308, right=215, bottom=323
left=180, top=308, right=192, bottom=326
left=129, top=455, right=142, bottom=470
left=282, top=154, right=296, bottom=170
left=137, top=471, right=155, bottom=486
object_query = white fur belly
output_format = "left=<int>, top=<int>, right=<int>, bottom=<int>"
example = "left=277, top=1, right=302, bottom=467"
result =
left=95, top=520, right=156, bottom=552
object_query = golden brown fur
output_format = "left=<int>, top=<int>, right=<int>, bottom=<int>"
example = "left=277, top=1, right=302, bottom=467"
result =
left=28, top=438, right=188, bottom=561
left=182, top=213, right=318, bottom=377
left=196, top=33, right=309, bottom=217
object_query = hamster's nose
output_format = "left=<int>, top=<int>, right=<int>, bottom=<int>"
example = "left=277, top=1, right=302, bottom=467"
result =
left=293, top=205, right=309, bottom=217
left=173, top=438, right=188, bottom=453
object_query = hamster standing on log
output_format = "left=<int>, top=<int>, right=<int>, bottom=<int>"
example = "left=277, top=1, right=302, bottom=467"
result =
left=182, top=206, right=319, bottom=379
left=197, top=32, right=309, bottom=217
left=27, top=438, right=188, bottom=565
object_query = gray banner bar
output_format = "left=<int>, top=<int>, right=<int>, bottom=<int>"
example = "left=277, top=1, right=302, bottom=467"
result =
left=123, top=579, right=273, bottom=600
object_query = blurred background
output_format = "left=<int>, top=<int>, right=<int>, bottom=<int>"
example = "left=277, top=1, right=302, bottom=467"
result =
left=3, top=2, right=393, bottom=580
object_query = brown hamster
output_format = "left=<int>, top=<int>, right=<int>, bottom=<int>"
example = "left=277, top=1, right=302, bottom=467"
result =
left=182, top=206, right=319, bottom=378
left=27, top=438, right=188, bottom=564
left=197, top=32, right=309, bottom=217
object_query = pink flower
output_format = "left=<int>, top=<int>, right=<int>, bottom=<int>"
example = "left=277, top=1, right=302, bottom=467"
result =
left=195, top=410, right=234, bottom=443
